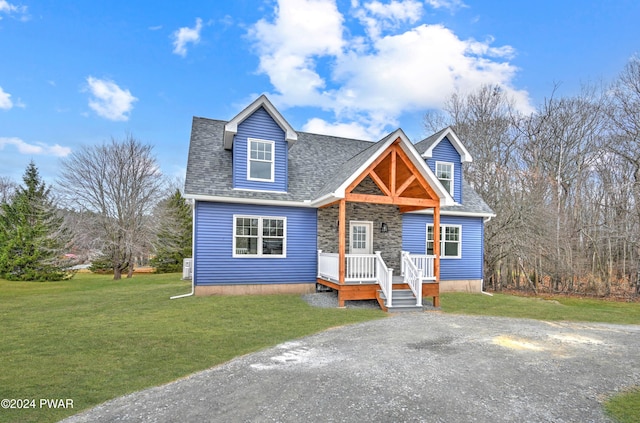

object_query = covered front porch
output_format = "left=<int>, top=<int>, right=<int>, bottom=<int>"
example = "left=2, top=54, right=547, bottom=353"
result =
left=313, top=135, right=449, bottom=311
left=317, top=250, right=440, bottom=310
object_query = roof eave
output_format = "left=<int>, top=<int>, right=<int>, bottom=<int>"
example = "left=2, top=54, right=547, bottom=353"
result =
left=223, top=94, right=298, bottom=150
left=184, top=193, right=312, bottom=207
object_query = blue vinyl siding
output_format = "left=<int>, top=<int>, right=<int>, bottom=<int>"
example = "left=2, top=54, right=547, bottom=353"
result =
left=233, top=107, right=288, bottom=192
left=425, top=137, right=462, bottom=203
left=194, top=201, right=317, bottom=285
left=402, top=213, right=484, bottom=280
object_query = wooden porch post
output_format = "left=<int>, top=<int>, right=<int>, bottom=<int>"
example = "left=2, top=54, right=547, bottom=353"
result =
left=338, top=199, right=346, bottom=307
left=433, top=205, right=441, bottom=307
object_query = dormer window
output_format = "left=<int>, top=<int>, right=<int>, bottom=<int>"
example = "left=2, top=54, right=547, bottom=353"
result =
left=248, top=138, right=274, bottom=182
left=435, top=161, right=453, bottom=196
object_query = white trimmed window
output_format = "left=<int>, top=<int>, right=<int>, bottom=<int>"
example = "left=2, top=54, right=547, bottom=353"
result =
left=427, top=224, right=461, bottom=258
left=234, top=215, right=286, bottom=257
left=248, top=138, right=275, bottom=182
left=435, top=161, right=454, bottom=196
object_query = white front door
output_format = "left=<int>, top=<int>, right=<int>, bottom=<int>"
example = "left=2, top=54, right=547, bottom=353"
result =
left=349, top=221, right=373, bottom=254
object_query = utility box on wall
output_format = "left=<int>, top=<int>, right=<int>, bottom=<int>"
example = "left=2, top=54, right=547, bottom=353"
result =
left=182, top=258, right=193, bottom=280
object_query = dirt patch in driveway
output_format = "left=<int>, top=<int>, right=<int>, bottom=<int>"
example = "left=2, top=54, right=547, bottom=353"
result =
left=62, top=313, right=640, bottom=423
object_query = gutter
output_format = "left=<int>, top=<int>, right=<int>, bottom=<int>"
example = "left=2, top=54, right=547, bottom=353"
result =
left=184, top=193, right=314, bottom=208
left=171, top=199, right=196, bottom=300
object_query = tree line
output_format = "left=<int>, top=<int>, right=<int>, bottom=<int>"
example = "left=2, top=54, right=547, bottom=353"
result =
left=0, top=135, right=192, bottom=281
left=426, top=56, right=640, bottom=297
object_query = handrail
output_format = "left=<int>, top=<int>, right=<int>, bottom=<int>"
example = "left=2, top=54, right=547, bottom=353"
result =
left=404, top=252, right=436, bottom=280
left=402, top=252, right=422, bottom=306
left=375, top=251, right=393, bottom=307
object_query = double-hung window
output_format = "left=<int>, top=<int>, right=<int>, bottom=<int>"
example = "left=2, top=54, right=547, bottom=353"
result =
left=248, top=139, right=275, bottom=182
left=427, top=224, right=461, bottom=258
left=435, top=161, right=453, bottom=196
left=234, top=215, right=286, bottom=257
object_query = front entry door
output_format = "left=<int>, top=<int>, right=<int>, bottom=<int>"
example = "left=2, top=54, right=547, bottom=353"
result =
left=349, top=221, right=373, bottom=254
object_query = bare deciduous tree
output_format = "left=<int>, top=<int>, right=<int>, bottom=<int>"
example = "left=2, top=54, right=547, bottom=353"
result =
left=425, top=79, right=637, bottom=297
left=0, top=176, right=17, bottom=204
left=58, top=135, right=166, bottom=280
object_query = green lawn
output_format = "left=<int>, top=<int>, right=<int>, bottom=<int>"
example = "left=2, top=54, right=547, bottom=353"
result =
left=440, top=292, right=640, bottom=325
left=0, top=273, right=385, bottom=423
left=2, top=278, right=639, bottom=423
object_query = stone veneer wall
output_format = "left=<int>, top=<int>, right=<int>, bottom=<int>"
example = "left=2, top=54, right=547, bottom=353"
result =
left=317, top=177, right=404, bottom=275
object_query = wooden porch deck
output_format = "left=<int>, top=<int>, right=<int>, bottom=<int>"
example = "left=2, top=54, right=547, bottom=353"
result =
left=316, top=277, right=440, bottom=309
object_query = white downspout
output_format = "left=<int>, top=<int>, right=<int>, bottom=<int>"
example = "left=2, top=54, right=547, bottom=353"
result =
left=170, top=273, right=194, bottom=299
left=171, top=199, right=196, bottom=299
left=481, top=279, right=493, bottom=297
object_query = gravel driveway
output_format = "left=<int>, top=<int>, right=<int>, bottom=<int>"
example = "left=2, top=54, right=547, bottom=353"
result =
left=62, top=313, right=640, bottom=423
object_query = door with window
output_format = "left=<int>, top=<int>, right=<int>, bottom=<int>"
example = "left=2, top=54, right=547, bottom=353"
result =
left=349, top=221, right=373, bottom=254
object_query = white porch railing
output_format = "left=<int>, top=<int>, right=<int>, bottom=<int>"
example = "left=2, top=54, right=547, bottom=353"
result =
left=375, top=251, right=394, bottom=307
left=319, top=250, right=432, bottom=308
left=317, top=250, right=393, bottom=304
left=401, top=252, right=423, bottom=306
left=401, top=252, right=436, bottom=281
left=317, top=250, right=389, bottom=283
left=345, top=254, right=377, bottom=282
left=317, top=251, right=339, bottom=282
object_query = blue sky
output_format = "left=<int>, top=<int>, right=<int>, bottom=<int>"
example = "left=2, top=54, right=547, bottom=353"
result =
left=1, top=0, right=639, bottom=185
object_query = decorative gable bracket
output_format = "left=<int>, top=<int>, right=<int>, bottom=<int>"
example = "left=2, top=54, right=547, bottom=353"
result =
left=313, top=129, right=455, bottom=209
left=223, top=94, right=298, bottom=150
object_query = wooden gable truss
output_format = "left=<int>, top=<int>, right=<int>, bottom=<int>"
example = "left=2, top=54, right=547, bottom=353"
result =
left=327, top=138, right=441, bottom=288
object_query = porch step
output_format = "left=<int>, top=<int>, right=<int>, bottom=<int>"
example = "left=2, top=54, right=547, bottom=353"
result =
left=377, top=289, right=423, bottom=313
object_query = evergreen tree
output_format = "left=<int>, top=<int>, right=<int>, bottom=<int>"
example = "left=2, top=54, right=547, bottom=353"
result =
left=0, top=161, right=69, bottom=281
left=151, top=189, right=192, bottom=273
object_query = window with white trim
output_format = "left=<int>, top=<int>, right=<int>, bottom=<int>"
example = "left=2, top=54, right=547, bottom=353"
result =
left=248, top=139, right=275, bottom=181
left=427, top=224, right=461, bottom=258
left=234, top=215, right=286, bottom=257
left=435, top=161, right=453, bottom=196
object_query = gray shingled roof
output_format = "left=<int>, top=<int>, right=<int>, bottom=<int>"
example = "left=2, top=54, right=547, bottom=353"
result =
left=414, top=127, right=447, bottom=155
left=184, top=116, right=494, bottom=216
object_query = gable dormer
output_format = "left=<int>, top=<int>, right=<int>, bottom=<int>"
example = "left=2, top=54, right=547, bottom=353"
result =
left=416, top=127, right=472, bottom=204
left=224, top=95, right=297, bottom=192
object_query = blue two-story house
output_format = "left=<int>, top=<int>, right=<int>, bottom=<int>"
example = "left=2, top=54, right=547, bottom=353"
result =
left=184, top=95, right=494, bottom=311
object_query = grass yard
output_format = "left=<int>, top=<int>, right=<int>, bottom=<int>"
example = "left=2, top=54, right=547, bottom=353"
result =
left=604, top=387, right=640, bottom=423
left=0, top=273, right=385, bottom=423
left=440, top=292, right=640, bottom=325
left=2, top=279, right=639, bottom=423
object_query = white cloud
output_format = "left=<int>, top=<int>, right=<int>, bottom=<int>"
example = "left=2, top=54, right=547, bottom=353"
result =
left=0, top=137, right=71, bottom=157
left=425, top=0, right=467, bottom=11
left=332, top=24, right=524, bottom=114
left=355, top=0, right=423, bottom=39
left=302, top=117, right=373, bottom=140
left=0, top=86, right=13, bottom=109
left=48, top=144, right=73, bottom=156
left=249, top=0, right=344, bottom=106
left=85, top=77, right=137, bottom=121
left=249, top=0, right=532, bottom=137
left=172, top=18, right=203, bottom=57
left=0, top=0, right=28, bottom=20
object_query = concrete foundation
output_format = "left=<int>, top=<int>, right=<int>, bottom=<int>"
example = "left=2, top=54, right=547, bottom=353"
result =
left=439, top=279, right=483, bottom=293
left=195, top=283, right=316, bottom=296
